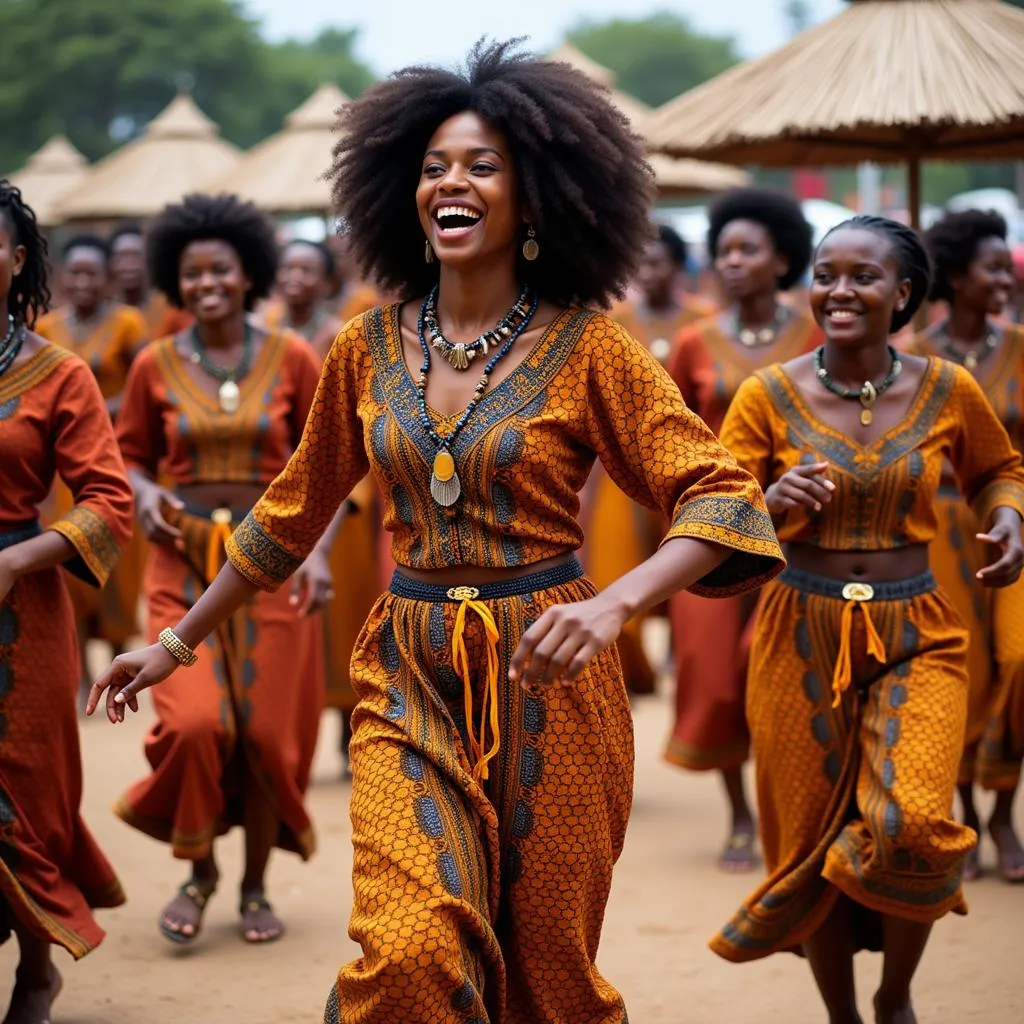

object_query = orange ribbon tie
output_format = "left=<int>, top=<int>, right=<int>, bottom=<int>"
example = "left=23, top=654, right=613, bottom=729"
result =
left=451, top=595, right=501, bottom=783
left=831, top=598, right=887, bottom=708
left=205, top=520, right=234, bottom=584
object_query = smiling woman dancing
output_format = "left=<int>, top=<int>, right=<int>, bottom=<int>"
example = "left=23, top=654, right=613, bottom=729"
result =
left=88, top=43, right=783, bottom=1024
left=0, top=182, right=132, bottom=1024
left=712, top=216, right=1024, bottom=1024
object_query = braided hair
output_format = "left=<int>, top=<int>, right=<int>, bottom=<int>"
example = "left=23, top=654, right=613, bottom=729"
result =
left=819, top=215, right=931, bottom=333
left=0, top=180, right=51, bottom=328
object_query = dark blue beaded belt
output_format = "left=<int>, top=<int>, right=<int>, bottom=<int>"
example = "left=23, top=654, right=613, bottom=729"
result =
left=780, top=566, right=936, bottom=601
left=389, top=557, right=585, bottom=602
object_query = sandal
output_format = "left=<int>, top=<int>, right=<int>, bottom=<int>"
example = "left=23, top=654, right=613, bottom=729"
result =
left=240, top=892, right=285, bottom=944
left=718, top=830, right=760, bottom=873
left=159, top=880, right=216, bottom=944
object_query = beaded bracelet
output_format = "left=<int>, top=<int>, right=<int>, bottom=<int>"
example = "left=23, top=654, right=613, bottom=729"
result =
left=159, top=627, right=198, bottom=667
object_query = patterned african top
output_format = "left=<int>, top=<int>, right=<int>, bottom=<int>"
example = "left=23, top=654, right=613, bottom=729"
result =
left=37, top=303, right=147, bottom=399
left=116, top=330, right=321, bottom=486
left=669, top=311, right=821, bottom=435
left=721, top=357, right=1024, bottom=550
left=909, top=323, right=1024, bottom=455
left=0, top=344, right=133, bottom=586
left=226, top=305, right=784, bottom=596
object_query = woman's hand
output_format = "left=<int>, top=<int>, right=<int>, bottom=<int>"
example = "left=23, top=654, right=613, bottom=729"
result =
left=136, top=482, right=185, bottom=546
left=86, top=644, right=180, bottom=723
left=508, top=593, right=630, bottom=688
left=976, top=509, right=1024, bottom=588
left=764, top=462, right=835, bottom=518
left=290, top=548, right=334, bottom=617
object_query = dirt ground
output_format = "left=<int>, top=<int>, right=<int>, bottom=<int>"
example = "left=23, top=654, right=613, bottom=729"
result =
left=3, top=632, right=1023, bottom=1023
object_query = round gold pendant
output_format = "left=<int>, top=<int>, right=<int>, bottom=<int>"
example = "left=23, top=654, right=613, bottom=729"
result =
left=218, top=379, right=240, bottom=414
left=860, top=407, right=873, bottom=427
left=964, top=351, right=978, bottom=371
left=650, top=337, right=671, bottom=364
left=430, top=450, right=461, bottom=506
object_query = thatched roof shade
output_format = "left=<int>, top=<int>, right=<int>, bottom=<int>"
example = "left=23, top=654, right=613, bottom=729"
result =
left=646, top=0, right=1024, bottom=166
left=55, top=93, right=240, bottom=221
left=7, top=136, right=89, bottom=226
left=210, top=83, right=349, bottom=215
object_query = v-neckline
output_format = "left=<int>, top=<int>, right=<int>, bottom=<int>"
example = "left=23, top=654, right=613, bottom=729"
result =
left=386, top=301, right=577, bottom=423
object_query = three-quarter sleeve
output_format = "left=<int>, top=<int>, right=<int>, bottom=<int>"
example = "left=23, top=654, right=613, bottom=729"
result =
left=582, top=315, right=783, bottom=597
left=717, top=375, right=776, bottom=490
left=226, top=320, right=372, bottom=590
left=948, top=367, right=1024, bottom=526
left=48, top=359, right=134, bottom=587
left=116, top=349, right=166, bottom=476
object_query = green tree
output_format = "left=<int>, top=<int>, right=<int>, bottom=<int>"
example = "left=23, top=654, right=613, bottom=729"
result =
left=568, top=13, right=740, bottom=108
left=0, top=0, right=374, bottom=173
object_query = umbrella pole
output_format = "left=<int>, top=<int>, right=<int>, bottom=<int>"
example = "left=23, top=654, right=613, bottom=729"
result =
left=907, top=151, right=921, bottom=231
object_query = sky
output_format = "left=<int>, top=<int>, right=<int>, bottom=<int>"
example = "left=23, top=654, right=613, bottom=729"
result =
left=244, top=0, right=846, bottom=75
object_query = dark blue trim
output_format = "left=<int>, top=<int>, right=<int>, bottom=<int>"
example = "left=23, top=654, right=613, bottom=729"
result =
left=389, top=557, right=584, bottom=602
left=779, top=567, right=936, bottom=601
left=0, top=522, right=41, bottom=550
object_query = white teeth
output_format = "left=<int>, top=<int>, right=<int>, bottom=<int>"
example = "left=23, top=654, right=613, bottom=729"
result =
left=436, top=206, right=481, bottom=221
left=829, top=310, right=858, bottom=319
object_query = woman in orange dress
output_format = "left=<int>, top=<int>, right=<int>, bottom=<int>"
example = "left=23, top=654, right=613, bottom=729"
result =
left=666, top=188, right=819, bottom=871
left=112, top=194, right=330, bottom=947
left=915, top=209, right=1024, bottom=882
left=37, top=235, right=149, bottom=679
left=712, top=216, right=1024, bottom=1023
left=0, top=183, right=133, bottom=1023
left=261, top=237, right=381, bottom=775
left=88, top=44, right=784, bottom=1024
left=581, top=224, right=715, bottom=695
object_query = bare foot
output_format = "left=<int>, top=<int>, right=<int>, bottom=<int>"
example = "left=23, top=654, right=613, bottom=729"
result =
left=3, top=965, right=62, bottom=1024
left=873, top=993, right=917, bottom=1024
left=961, top=799, right=982, bottom=880
left=989, top=817, right=1024, bottom=883
left=718, top=823, right=759, bottom=873
left=159, top=878, right=217, bottom=943
left=240, top=891, right=285, bottom=943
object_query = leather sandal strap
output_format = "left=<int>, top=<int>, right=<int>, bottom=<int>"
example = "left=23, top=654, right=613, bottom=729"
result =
left=181, top=881, right=215, bottom=909
left=240, top=894, right=272, bottom=915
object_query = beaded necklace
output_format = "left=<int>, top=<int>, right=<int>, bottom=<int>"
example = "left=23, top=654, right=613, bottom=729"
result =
left=423, top=285, right=531, bottom=371
left=733, top=304, right=789, bottom=348
left=415, top=290, right=538, bottom=507
left=0, top=316, right=25, bottom=378
left=937, top=321, right=999, bottom=372
left=188, top=323, right=254, bottom=414
left=814, top=345, right=902, bottom=426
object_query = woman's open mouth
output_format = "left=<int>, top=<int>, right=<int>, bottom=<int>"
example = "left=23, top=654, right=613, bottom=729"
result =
left=433, top=205, right=482, bottom=239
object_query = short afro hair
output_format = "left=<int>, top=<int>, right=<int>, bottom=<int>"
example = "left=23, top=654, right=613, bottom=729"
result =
left=924, top=209, right=1008, bottom=304
left=0, top=179, right=51, bottom=328
left=819, top=215, right=932, bottom=334
left=108, top=222, right=145, bottom=249
left=62, top=233, right=110, bottom=264
left=329, top=39, right=655, bottom=308
left=146, top=193, right=278, bottom=311
left=654, top=224, right=687, bottom=268
left=706, top=188, right=813, bottom=291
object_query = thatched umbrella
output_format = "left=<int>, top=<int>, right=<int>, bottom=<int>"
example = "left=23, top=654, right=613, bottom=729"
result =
left=549, top=42, right=752, bottom=197
left=645, top=0, right=1024, bottom=227
left=211, top=83, right=349, bottom=215
left=7, top=136, right=89, bottom=227
left=55, top=92, right=240, bottom=222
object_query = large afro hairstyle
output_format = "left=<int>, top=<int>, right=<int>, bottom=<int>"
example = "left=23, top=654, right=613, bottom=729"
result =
left=924, top=208, right=1008, bottom=304
left=706, top=187, right=813, bottom=291
left=819, top=215, right=932, bottom=334
left=0, top=179, right=51, bottom=328
left=328, top=39, right=656, bottom=308
left=146, top=193, right=279, bottom=311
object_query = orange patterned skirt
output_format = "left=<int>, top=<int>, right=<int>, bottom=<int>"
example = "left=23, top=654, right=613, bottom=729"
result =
left=712, top=568, right=975, bottom=962
left=115, top=507, right=323, bottom=860
left=323, top=559, right=633, bottom=1024
left=0, top=523, right=125, bottom=959
left=931, top=487, right=1024, bottom=791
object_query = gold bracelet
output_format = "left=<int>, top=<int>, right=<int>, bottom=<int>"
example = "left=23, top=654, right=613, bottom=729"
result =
left=159, top=627, right=198, bottom=667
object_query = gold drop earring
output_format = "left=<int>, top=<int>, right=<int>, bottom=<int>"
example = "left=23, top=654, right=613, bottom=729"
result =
left=425, top=240, right=435, bottom=264
left=522, top=226, right=539, bottom=262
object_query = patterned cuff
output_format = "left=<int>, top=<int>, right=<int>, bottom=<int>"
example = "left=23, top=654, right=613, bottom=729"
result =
left=662, top=495, right=785, bottom=598
left=49, top=505, right=121, bottom=588
left=225, top=512, right=304, bottom=592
